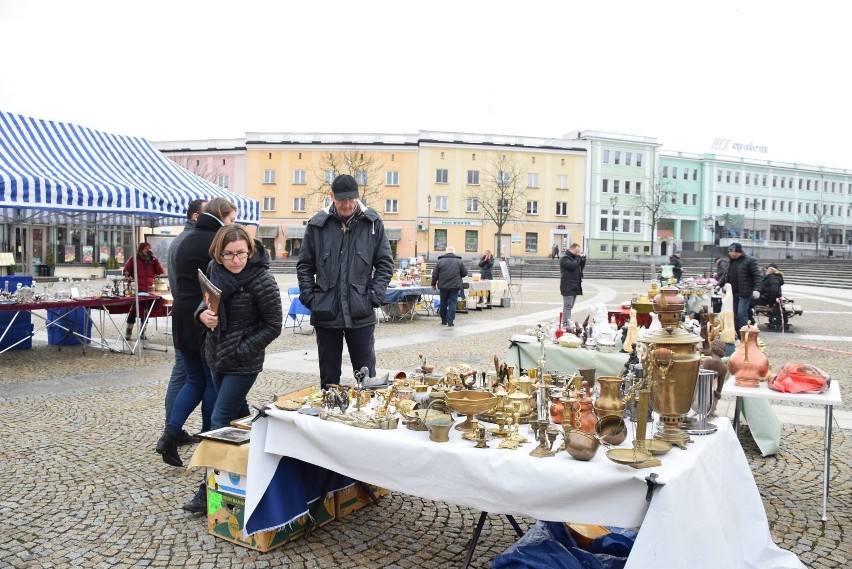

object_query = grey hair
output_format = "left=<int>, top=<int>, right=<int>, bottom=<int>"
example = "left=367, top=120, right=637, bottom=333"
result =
left=446, top=246, right=455, bottom=254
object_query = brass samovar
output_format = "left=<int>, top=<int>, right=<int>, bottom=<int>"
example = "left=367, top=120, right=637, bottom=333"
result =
left=639, top=285, right=702, bottom=449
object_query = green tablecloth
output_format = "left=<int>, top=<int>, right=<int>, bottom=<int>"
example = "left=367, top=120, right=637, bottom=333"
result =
left=505, top=340, right=629, bottom=377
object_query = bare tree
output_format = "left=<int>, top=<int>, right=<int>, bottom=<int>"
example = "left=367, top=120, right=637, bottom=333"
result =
left=168, top=155, right=222, bottom=184
left=800, top=199, right=834, bottom=257
left=636, top=173, right=678, bottom=255
left=308, top=148, right=384, bottom=210
left=465, top=153, right=527, bottom=259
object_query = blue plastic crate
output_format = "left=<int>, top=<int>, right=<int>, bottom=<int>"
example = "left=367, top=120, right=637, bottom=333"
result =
left=46, top=307, right=92, bottom=346
left=0, top=322, right=33, bottom=351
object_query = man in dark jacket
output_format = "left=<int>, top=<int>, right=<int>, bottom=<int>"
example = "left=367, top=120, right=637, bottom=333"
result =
left=162, top=198, right=206, bottom=446
left=297, top=174, right=394, bottom=388
left=716, top=242, right=762, bottom=338
left=559, top=243, right=586, bottom=329
left=669, top=250, right=683, bottom=281
left=432, top=246, right=468, bottom=327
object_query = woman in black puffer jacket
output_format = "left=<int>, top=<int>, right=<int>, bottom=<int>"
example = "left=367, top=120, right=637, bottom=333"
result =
left=197, top=224, right=283, bottom=429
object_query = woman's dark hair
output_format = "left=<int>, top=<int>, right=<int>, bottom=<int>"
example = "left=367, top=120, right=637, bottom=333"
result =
left=209, top=224, right=255, bottom=261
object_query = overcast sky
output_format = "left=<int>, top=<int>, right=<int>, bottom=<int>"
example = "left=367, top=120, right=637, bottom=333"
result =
left=1, top=0, right=849, bottom=169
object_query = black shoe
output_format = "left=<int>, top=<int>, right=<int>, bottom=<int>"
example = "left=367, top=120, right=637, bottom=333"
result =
left=156, top=426, right=183, bottom=467
left=448, top=322, right=455, bottom=327
left=175, top=429, right=200, bottom=446
left=182, top=485, right=207, bottom=514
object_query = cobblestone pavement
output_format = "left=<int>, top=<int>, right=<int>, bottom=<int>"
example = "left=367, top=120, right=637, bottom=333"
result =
left=0, top=277, right=849, bottom=568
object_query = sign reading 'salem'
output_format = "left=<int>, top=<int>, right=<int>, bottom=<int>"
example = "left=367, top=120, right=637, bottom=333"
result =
left=710, top=138, right=768, bottom=154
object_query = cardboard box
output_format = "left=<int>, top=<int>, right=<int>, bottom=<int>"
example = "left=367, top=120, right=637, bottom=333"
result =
left=206, top=467, right=246, bottom=497
left=207, top=488, right=335, bottom=552
left=334, top=483, right=389, bottom=519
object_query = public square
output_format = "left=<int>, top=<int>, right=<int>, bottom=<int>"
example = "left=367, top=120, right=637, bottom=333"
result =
left=1, top=276, right=849, bottom=569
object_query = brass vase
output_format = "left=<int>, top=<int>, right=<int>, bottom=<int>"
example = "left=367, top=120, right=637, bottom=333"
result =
left=640, top=286, right=702, bottom=449
left=593, top=376, right=625, bottom=418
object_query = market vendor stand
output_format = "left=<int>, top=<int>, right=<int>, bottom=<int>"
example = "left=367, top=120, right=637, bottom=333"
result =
left=722, top=376, right=842, bottom=521
left=245, top=407, right=803, bottom=568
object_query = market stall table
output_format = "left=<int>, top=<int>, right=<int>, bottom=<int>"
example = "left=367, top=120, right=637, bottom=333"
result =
left=506, top=338, right=629, bottom=377
left=722, top=375, right=842, bottom=520
left=380, top=285, right=436, bottom=321
left=0, top=294, right=165, bottom=355
left=245, top=408, right=802, bottom=568
left=466, top=279, right=508, bottom=308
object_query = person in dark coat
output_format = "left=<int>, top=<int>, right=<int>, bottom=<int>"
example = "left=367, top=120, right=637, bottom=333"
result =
left=716, top=242, right=762, bottom=339
left=669, top=250, right=683, bottom=281
left=559, top=243, right=586, bottom=329
left=162, top=198, right=207, bottom=446
left=756, top=263, right=786, bottom=331
left=297, top=174, right=394, bottom=388
left=432, top=246, right=468, bottom=327
left=198, top=224, right=282, bottom=429
left=477, top=249, right=494, bottom=306
left=122, top=241, right=164, bottom=340
left=156, top=197, right=235, bottom=471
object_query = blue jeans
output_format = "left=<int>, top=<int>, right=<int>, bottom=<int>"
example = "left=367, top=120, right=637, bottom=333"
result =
left=439, top=289, right=460, bottom=325
left=315, top=325, right=376, bottom=388
left=732, top=296, right=751, bottom=340
left=167, top=349, right=216, bottom=433
left=210, top=372, right=255, bottom=430
left=164, top=350, right=213, bottom=431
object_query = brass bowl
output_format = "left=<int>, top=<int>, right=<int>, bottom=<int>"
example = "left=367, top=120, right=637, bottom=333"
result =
left=563, top=429, right=600, bottom=461
left=595, top=415, right=627, bottom=446
left=445, top=390, right=500, bottom=416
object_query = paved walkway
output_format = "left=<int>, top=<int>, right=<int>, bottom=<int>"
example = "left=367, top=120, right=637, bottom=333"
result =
left=1, top=277, right=849, bottom=568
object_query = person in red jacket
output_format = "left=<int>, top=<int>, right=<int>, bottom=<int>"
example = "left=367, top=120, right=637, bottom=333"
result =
left=123, top=241, right=164, bottom=340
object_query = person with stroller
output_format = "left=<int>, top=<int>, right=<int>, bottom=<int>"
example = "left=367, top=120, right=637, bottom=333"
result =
left=755, top=263, right=786, bottom=331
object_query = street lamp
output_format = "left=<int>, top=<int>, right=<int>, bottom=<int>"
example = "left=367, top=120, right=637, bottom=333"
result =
left=609, top=195, right=619, bottom=260
left=750, top=199, right=759, bottom=255
left=426, top=194, right=432, bottom=261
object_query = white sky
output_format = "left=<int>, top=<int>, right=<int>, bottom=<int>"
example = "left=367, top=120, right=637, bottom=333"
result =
left=1, top=0, right=849, bottom=168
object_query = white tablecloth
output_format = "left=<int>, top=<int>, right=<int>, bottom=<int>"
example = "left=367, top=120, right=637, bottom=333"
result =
left=246, top=409, right=803, bottom=568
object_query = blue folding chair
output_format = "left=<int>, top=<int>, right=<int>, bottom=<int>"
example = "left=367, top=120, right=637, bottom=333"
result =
left=284, top=286, right=313, bottom=334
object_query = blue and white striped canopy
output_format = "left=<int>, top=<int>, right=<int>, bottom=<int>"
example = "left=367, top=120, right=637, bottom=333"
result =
left=0, top=111, right=258, bottom=226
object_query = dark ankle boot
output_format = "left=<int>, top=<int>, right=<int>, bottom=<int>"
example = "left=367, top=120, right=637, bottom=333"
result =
left=156, top=426, right=183, bottom=467
left=182, top=483, right=207, bottom=514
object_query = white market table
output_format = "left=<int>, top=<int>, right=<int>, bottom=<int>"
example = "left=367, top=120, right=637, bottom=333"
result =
left=245, top=408, right=803, bottom=568
left=722, top=376, right=842, bottom=521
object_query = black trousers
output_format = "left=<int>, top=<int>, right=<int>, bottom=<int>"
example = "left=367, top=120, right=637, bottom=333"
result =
left=315, top=325, right=377, bottom=388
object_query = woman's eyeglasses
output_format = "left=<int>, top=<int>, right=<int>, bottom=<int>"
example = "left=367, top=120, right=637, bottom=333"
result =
left=222, top=251, right=249, bottom=260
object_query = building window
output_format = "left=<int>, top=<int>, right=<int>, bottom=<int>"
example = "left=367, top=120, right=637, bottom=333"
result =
left=434, top=229, right=447, bottom=251
left=682, top=193, right=688, bottom=205
left=762, top=175, right=767, bottom=186
left=663, top=166, right=669, bottom=179
left=217, top=174, right=229, bottom=189
left=465, top=230, right=478, bottom=253
left=556, top=174, right=569, bottom=189
left=734, top=172, right=739, bottom=183
left=693, top=169, right=697, bottom=181
left=293, top=169, right=306, bottom=185
left=673, top=167, right=678, bottom=179
left=435, top=195, right=449, bottom=211
left=527, top=172, right=539, bottom=188
left=625, top=152, right=632, bottom=166
left=498, top=171, right=511, bottom=185
left=385, top=199, right=398, bottom=213
left=613, top=180, right=620, bottom=193
left=636, top=153, right=643, bottom=167
left=717, top=170, right=722, bottom=182
left=717, top=195, right=722, bottom=206
left=293, top=197, right=305, bottom=212
left=526, top=200, right=538, bottom=215
left=497, top=199, right=510, bottom=213
left=386, top=171, right=399, bottom=186
left=624, top=181, right=631, bottom=194
left=324, top=170, right=336, bottom=184
left=355, top=170, right=367, bottom=186
left=614, top=151, right=621, bottom=165
left=436, top=169, right=448, bottom=184
left=734, top=197, right=739, bottom=208
left=525, top=232, right=538, bottom=253
left=602, top=179, right=609, bottom=193
left=633, top=219, right=641, bottom=232
left=263, top=169, right=276, bottom=184
left=467, top=170, right=480, bottom=185
left=603, top=149, right=610, bottom=164
left=746, top=173, right=751, bottom=185
left=600, top=213, right=608, bottom=231
left=262, top=196, right=275, bottom=211
left=725, top=171, right=730, bottom=183
left=555, top=202, right=568, bottom=216
left=635, top=181, right=642, bottom=195
left=692, top=194, right=697, bottom=205
left=464, top=197, right=479, bottom=213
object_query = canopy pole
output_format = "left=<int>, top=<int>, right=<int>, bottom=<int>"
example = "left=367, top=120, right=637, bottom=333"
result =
left=131, top=218, right=142, bottom=359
